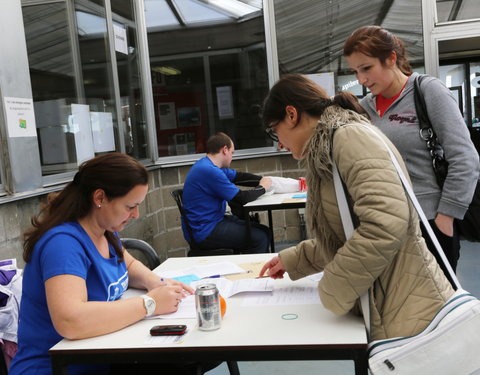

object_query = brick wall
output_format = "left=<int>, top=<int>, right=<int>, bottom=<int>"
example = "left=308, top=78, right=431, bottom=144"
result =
left=0, top=153, right=306, bottom=266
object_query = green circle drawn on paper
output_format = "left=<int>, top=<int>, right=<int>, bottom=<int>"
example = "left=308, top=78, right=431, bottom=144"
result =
left=281, top=313, right=299, bottom=320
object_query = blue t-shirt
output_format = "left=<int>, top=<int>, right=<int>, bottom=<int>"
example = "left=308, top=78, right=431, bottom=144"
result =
left=183, top=157, right=239, bottom=242
left=9, top=222, right=128, bottom=375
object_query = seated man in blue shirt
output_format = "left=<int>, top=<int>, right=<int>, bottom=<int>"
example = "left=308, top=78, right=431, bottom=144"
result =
left=182, top=132, right=272, bottom=253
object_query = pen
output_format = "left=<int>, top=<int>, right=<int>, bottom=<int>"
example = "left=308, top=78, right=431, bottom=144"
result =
left=203, top=270, right=253, bottom=279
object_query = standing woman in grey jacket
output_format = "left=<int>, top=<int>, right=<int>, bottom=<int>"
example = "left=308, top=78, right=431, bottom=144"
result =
left=344, top=25, right=479, bottom=277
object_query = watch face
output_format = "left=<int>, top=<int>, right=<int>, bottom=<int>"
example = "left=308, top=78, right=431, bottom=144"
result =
left=146, top=299, right=155, bottom=309
left=143, top=295, right=156, bottom=315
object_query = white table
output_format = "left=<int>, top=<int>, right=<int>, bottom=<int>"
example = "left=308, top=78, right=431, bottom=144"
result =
left=243, top=193, right=307, bottom=252
left=49, top=253, right=368, bottom=374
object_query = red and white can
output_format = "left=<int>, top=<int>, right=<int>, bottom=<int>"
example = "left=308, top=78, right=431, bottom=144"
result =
left=299, top=177, right=307, bottom=192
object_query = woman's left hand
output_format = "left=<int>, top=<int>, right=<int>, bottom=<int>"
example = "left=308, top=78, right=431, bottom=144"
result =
left=435, top=213, right=454, bottom=237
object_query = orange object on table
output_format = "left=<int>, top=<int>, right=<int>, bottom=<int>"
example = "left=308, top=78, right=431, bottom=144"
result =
left=219, top=295, right=227, bottom=318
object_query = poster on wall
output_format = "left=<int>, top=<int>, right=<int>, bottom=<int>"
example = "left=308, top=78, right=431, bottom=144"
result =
left=216, top=86, right=234, bottom=119
left=178, top=107, right=201, bottom=127
left=3, top=97, right=37, bottom=138
left=158, top=102, right=177, bottom=129
left=305, top=72, right=335, bottom=97
left=91, top=111, right=115, bottom=152
left=70, top=103, right=95, bottom=165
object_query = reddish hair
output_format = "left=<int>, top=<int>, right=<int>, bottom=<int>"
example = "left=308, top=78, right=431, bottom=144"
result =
left=344, top=25, right=412, bottom=75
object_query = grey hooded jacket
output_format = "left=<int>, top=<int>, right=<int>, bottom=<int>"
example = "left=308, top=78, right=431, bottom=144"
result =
left=361, top=72, right=479, bottom=220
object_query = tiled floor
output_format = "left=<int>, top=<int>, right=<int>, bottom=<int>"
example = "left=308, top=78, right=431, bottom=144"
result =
left=206, top=240, right=480, bottom=375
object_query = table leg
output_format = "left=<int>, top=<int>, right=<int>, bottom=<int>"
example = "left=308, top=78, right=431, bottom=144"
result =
left=353, top=349, right=368, bottom=375
left=243, top=207, right=252, bottom=252
left=50, top=357, right=68, bottom=375
left=268, top=209, right=274, bottom=253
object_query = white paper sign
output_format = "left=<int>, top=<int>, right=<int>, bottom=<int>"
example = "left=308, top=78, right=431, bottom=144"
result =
left=216, top=86, right=234, bottom=119
left=4, top=97, right=37, bottom=137
left=113, top=24, right=128, bottom=55
left=70, top=104, right=94, bottom=165
left=158, top=102, right=177, bottom=129
left=91, top=111, right=115, bottom=152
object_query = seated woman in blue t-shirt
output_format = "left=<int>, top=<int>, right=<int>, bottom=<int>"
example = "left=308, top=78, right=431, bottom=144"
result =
left=9, top=153, right=208, bottom=375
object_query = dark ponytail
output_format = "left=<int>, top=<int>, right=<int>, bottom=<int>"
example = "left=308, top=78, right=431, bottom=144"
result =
left=262, top=74, right=369, bottom=128
left=332, top=91, right=370, bottom=119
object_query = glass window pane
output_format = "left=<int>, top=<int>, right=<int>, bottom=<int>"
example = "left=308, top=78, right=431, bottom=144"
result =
left=274, top=0, right=424, bottom=93
left=436, top=0, right=480, bottom=23
left=23, top=3, right=78, bottom=176
left=145, top=0, right=271, bottom=157
left=439, top=64, right=467, bottom=123
left=111, top=0, right=149, bottom=159
left=75, top=0, right=119, bottom=152
left=471, top=62, right=480, bottom=126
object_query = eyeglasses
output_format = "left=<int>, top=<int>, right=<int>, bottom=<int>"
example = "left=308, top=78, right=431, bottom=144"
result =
left=266, top=125, right=279, bottom=142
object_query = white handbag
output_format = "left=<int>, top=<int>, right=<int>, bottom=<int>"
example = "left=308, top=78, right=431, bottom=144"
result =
left=332, top=124, right=480, bottom=375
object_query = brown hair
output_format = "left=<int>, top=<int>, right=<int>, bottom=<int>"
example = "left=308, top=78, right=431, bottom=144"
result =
left=206, top=132, right=233, bottom=154
left=343, top=25, right=412, bottom=75
left=23, top=153, right=149, bottom=263
left=262, top=73, right=368, bottom=128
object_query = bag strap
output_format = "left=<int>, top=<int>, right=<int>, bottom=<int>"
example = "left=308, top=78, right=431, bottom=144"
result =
left=414, top=75, right=448, bottom=188
left=413, top=75, right=431, bottom=133
left=331, top=125, right=461, bottom=334
left=332, top=160, right=371, bottom=337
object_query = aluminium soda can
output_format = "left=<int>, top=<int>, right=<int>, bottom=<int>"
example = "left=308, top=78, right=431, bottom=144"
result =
left=195, top=283, right=221, bottom=331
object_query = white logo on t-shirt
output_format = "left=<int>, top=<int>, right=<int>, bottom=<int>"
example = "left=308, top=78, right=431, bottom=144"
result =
left=107, top=271, right=129, bottom=301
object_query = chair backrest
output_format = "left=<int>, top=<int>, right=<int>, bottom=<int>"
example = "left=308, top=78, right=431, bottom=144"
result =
left=121, top=238, right=161, bottom=270
left=170, top=189, right=199, bottom=250
left=170, top=189, right=236, bottom=257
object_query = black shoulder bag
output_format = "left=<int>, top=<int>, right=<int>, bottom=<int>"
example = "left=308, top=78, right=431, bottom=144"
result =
left=414, top=75, right=480, bottom=242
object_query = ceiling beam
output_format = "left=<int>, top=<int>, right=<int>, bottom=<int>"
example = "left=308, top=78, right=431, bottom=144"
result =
left=166, top=0, right=186, bottom=27
left=448, top=0, right=463, bottom=21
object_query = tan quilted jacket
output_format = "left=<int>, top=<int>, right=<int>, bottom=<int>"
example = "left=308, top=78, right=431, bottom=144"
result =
left=279, top=106, right=454, bottom=341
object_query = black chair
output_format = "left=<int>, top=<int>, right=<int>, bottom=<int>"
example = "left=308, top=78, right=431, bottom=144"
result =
left=170, top=189, right=238, bottom=257
left=0, top=344, right=7, bottom=375
left=121, top=238, right=161, bottom=270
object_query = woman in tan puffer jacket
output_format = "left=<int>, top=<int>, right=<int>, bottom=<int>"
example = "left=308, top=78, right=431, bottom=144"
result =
left=260, top=73, right=453, bottom=341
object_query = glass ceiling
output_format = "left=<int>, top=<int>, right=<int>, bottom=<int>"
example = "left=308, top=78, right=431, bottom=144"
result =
left=145, top=0, right=261, bottom=30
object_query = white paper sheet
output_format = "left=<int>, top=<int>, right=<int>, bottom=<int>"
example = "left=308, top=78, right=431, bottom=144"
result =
left=241, top=284, right=321, bottom=306
left=146, top=294, right=196, bottom=320
left=191, top=277, right=273, bottom=298
left=155, top=261, right=247, bottom=279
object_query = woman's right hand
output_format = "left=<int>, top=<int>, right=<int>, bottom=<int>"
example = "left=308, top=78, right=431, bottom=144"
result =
left=259, top=256, right=286, bottom=279
left=147, top=284, right=186, bottom=315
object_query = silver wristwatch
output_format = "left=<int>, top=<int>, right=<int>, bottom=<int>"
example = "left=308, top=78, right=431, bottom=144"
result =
left=140, top=294, right=156, bottom=317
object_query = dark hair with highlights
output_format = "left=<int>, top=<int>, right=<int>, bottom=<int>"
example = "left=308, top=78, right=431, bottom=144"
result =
left=262, top=73, right=367, bottom=129
left=343, top=25, right=412, bottom=75
left=23, top=153, right=148, bottom=263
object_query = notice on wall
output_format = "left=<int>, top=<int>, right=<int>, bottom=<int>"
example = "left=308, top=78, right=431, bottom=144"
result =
left=91, top=111, right=115, bottom=153
left=70, top=104, right=95, bottom=165
left=3, top=97, right=37, bottom=138
left=113, top=24, right=128, bottom=55
left=158, top=102, right=177, bottom=130
left=216, top=86, right=234, bottom=119
left=305, top=72, right=335, bottom=97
